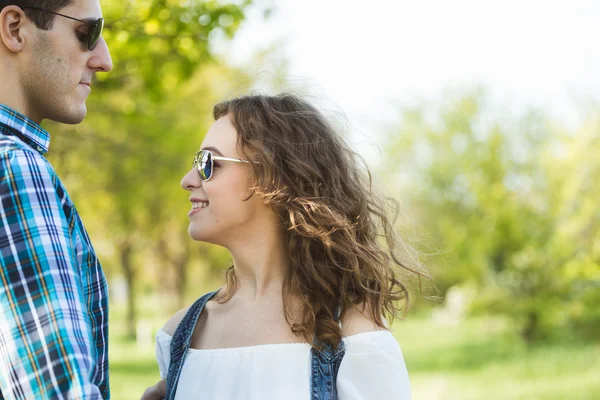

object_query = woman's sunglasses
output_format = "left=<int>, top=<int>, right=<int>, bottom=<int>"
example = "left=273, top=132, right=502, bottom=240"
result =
left=22, top=6, right=104, bottom=51
left=192, top=149, right=252, bottom=182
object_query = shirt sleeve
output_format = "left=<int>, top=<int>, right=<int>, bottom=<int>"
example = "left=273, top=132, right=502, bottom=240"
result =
left=337, top=331, right=411, bottom=400
left=0, top=149, right=103, bottom=399
left=155, top=330, right=172, bottom=380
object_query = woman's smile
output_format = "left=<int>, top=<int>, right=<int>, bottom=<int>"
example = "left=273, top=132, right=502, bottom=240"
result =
left=188, top=199, right=209, bottom=216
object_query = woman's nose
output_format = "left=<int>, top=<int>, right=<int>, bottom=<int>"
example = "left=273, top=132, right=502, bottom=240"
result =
left=181, top=168, right=202, bottom=190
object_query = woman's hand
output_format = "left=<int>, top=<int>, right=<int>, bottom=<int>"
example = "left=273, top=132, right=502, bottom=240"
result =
left=140, top=379, right=167, bottom=400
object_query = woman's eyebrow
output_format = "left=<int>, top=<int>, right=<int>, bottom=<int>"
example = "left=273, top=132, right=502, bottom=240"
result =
left=201, top=146, right=224, bottom=156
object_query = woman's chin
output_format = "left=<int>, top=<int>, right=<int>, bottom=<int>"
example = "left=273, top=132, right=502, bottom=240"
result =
left=188, top=227, right=206, bottom=242
left=188, top=228, right=220, bottom=245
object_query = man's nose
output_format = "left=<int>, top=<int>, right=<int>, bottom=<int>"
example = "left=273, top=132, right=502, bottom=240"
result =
left=88, top=36, right=113, bottom=72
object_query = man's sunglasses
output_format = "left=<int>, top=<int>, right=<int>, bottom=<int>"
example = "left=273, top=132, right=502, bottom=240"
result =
left=192, top=149, right=252, bottom=182
left=22, top=6, right=104, bottom=51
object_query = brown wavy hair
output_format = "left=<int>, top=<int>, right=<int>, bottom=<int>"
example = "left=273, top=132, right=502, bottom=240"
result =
left=213, top=93, right=429, bottom=349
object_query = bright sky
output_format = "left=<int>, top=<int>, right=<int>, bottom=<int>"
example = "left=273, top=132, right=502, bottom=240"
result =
left=217, top=0, right=600, bottom=156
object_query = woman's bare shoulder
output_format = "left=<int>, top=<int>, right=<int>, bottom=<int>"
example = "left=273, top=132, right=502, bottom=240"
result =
left=341, top=302, right=387, bottom=337
left=161, top=289, right=223, bottom=336
left=161, top=306, right=192, bottom=337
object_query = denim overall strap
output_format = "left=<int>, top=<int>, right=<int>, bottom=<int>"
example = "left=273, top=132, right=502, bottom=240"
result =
left=310, top=340, right=346, bottom=400
left=310, top=305, right=346, bottom=400
left=164, top=290, right=219, bottom=400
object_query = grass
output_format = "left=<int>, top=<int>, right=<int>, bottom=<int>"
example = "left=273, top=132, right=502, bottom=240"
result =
left=109, top=308, right=600, bottom=399
left=108, top=302, right=166, bottom=399
left=393, top=313, right=600, bottom=400
left=109, top=333, right=161, bottom=399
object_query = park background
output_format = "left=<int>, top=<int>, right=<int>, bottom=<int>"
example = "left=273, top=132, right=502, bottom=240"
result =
left=44, top=0, right=599, bottom=398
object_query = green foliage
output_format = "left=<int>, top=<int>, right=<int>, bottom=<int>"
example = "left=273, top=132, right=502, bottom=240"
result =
left=385, top=90, right=600, bottom=343
left=100, top=0, right=250, bottom=98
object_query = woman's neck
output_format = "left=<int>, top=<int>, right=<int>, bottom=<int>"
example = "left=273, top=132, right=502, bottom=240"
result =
left=226, top=224, right=290, bottom=302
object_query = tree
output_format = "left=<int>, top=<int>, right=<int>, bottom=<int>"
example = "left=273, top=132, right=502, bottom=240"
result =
left=383, top=90, right=599, bottom=343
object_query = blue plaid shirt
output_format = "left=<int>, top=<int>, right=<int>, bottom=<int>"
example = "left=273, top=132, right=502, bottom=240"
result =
left=0, top=104, right=110, bottom=399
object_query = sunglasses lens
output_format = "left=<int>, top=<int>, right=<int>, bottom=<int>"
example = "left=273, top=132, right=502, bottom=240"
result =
left=198, top=150, right=213, bottom=181
left=88, top=18, right=103, bottom=50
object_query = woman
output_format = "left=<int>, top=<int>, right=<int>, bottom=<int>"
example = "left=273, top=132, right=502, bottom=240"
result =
left=149, top=93, right=426, bottom=399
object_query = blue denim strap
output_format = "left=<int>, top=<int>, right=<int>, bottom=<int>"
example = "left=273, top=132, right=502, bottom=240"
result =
left=164, top=290, right=219, bottom=400
left=310, top=339, right=346, bottom=400
left=310, top=304, right=345, bottom=400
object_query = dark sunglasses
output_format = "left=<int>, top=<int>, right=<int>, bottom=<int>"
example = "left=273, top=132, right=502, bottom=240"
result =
left=192, top=149, right=251, bottom=182
left=22, top=6, right=104, bottom=51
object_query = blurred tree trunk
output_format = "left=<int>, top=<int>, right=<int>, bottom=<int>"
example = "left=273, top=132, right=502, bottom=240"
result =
left=120, top=240, right=136, bottom=339
left=174, top=249, right=190, bottom=310
left=157, top=234, right=190, bottom=311
left=523, top=310, right=538, bottom=347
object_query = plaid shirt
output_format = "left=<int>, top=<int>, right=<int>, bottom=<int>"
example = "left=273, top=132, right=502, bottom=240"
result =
left=0, top=105, right=109, bottom=399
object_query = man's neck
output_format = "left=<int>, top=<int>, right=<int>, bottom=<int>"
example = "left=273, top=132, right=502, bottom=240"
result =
left=0, top=100, right=42, bottom=125
left=0, top=70, right=42, bottom=124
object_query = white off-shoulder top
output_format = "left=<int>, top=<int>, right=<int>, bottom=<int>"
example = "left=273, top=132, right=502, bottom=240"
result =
left=155, top=329, right=411, bottom=399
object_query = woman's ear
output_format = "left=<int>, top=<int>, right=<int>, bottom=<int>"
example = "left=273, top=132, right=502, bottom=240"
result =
left=241, top=166, right=258, bottom=201
left=0, top=6, right=30, bottom=53
left=241, top=188, right=256, bottom=202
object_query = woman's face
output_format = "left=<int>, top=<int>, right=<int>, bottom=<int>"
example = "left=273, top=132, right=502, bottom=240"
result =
left=180, top=115, right=261, bottom=245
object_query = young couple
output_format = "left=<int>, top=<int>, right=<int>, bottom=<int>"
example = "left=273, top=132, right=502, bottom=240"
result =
left=1, top=1, right=417, bottom=399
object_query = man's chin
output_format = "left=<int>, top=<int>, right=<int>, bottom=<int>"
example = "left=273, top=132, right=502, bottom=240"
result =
left=49, top=106, right=87, bottom=125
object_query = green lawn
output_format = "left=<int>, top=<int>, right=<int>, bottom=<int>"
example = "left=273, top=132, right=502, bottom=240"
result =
left=109, top=331, right=161, bottom=399
left=393, top=315, right=600, bottom=400
left=109, top=311, right=600, bottom=399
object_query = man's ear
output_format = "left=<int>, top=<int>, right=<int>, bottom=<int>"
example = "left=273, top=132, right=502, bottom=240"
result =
left=0, top=6, right=30, bottom=53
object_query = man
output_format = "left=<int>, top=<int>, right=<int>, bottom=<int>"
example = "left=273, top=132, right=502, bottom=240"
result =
left=0, top=1, right=112, bottom=398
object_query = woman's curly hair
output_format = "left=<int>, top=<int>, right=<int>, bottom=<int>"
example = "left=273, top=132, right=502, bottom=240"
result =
left=213, top=93, right=429, bottom=349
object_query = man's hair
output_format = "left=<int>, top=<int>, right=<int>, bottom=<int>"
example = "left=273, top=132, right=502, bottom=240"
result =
left=0, top=1, right=72, bottom=30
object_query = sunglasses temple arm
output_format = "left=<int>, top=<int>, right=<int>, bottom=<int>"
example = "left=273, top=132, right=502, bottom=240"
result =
left=212, top=156, right=250, bottom=163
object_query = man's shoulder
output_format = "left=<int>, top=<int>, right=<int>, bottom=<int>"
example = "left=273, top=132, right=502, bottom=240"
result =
left=0, top=135, right=53, bottom=176
left=1, top=134, right=45, bottom=158
left=0, top=134, right=29, bottom=153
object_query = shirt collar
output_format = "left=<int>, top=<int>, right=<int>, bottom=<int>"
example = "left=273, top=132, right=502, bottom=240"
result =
left=0, top=104, right=50, bottom=155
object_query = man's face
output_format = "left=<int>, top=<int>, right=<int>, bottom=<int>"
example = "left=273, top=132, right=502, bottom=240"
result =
left=20, top=0, right=112, bottom=124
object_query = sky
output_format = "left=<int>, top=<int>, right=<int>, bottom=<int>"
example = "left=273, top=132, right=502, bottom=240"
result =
left=216, top=0, right=600, bottom=157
